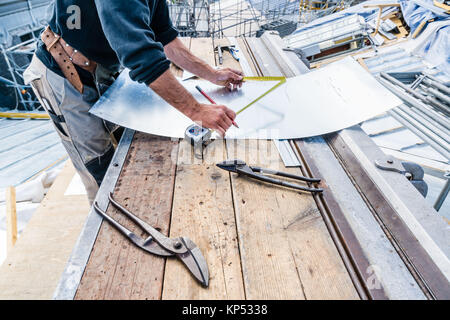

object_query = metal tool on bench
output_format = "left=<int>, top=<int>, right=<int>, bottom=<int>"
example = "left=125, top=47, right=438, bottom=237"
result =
left=185, top=123, right=213, bottom=159
left=184, top=85, right=217, bottom=159
left=215, top=45, right=239, bottom=65
left=217, top=159, right=323, bottom=193
left=375, top=157, right=428, bottom=197
left=93, top=193, right=209, bottom=287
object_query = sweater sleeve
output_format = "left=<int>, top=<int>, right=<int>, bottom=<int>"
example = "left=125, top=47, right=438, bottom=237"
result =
left=151, top=0, right=179, bottom=46
left=94, top=0, right=177, bottom=85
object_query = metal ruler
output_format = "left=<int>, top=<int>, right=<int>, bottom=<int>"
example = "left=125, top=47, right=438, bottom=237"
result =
left=236, top=76, right=286, bottom=115
left=239, top=76, right=301, bottom=167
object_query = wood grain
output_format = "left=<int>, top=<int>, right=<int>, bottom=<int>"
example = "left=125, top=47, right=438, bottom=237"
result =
left=162, top=140, right=244, bottom=299
left=75, top=133, right=179, bottom=299
left=162, top=37, right=245, bottom=299
left=241, top=36, right=359, bottom=300
left=226, top=139, right=358, bottom=300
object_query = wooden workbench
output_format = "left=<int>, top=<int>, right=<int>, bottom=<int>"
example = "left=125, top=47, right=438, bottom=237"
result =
left=72, top=38, right=358, bottom=300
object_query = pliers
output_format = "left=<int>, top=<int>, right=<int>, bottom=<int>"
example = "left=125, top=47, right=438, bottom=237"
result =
left=217, top=159, right=323, bottom=193
left=93, top=193, right=209, bottom=287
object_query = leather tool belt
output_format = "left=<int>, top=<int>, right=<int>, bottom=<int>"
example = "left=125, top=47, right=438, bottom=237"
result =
left=41, top=26, right=97, bottom=93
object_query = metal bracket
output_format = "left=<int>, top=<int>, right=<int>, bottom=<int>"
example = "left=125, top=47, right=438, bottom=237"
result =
left=375, top=157, right=413, bottom=179
left=375, top=157, right=428, bottom=197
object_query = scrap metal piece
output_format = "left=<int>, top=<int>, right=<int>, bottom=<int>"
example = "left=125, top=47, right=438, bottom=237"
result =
left=434, top=171, right=450, bottom=211
left=275, top=139, right=301, bottom=167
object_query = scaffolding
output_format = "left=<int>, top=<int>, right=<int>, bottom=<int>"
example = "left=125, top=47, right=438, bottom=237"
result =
left=0, top=0, right=364, bottom=111
left=298, top=1, right=361, bottom=24
left=0, top=0, right=50, bottom=111
left=167, top=1, right=363, bottom=40
left=168, top=0, right=303, bottom=39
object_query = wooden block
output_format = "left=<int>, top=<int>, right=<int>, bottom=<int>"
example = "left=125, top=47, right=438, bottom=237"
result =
left=226, top=139, right=359, bottom=300
left=75, top=133, right=179, bottom=300
left=6, top=186, right=17, bottom=253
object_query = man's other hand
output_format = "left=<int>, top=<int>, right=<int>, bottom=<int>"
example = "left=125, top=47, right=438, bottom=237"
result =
left=210, top=68, right=244, bottom=90
left=189, top=103, right=237, bottom=137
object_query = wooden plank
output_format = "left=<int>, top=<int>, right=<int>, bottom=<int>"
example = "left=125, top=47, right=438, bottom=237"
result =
left=227, top=39, right=358, bottom=299
left=162, top=140, right=245, bottom=299
left=226, top=139, right=305, bottom=299
left=241, top=37, right=359, bottom=299
left=162, top=37, right=245, bottom=299
left=5, top=186, right=17, bottom=253
left=75, top=133, right=178, bottom=299
left=226, top=139, right=359, bottom=299
left=189, top=37, right=216, bottom=67
left=0, top=161, right=90, bottom=299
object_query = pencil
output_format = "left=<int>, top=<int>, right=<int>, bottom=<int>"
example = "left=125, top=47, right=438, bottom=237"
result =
left=195, top=85, right=239, bottom=128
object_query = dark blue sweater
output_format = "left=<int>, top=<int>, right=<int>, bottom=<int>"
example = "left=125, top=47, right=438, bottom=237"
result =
left=36, top=0, right=178, bottom=86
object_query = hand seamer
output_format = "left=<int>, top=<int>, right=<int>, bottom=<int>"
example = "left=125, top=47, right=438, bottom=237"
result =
left=93, top=193, right=209, bottom=287
left=217, top=159, right=323, bottom=193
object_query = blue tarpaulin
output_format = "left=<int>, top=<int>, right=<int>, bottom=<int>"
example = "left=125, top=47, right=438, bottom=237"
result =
left=399, top=0, right=449, bottom=34
left=417, top=25, right=450, bottom=76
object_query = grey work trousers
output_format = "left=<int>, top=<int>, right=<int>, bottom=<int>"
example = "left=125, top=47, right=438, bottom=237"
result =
left=24, top=55, right=120, bottom=203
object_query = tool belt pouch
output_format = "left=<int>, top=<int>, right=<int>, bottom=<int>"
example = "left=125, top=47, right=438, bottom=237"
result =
left=41, top=26, right=97, bottom=94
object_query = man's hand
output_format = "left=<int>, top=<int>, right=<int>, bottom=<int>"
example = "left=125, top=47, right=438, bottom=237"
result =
left=165, top=39, right=245, bottom=90
left=189, top=103, right=237, bottom=137
left=209, top=68, right=244, bottom=90
left=150, top=70, right=237, bottom=137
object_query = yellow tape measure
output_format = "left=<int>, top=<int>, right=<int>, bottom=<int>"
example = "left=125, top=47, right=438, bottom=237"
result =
left=237, top=76, right=286, bottom=115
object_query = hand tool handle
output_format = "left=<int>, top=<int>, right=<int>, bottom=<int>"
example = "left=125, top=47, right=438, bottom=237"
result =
left=237, top=169, right=323, bottom=193
left=250, top=166, right=321, bottom=183
left=108, top=193, right=187, bottom=254
left=93, top=202, right=138, bottom=242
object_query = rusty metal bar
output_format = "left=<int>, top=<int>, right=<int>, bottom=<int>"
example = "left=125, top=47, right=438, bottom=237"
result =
left=291, top=140, right=388, bottom=300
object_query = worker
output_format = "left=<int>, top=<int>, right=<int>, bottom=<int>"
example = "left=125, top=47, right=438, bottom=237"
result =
left=23, top=0, right=243, bottom=203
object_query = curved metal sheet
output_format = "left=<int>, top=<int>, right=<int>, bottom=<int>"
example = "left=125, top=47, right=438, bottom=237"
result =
left=90, top=57, right=402, bottom=139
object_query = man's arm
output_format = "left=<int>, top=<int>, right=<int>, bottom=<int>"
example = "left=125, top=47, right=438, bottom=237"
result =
left=94, top=0, right=236, bottom=136
left=164, top=38, right=244, bottom=90
left=150, top=69, right=236, bottom=137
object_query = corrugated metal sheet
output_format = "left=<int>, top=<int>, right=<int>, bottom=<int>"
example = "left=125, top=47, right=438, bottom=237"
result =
left=0, top=118, right=66, bottom=188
